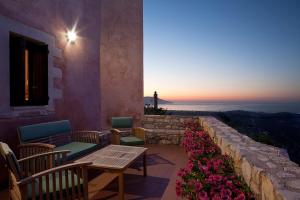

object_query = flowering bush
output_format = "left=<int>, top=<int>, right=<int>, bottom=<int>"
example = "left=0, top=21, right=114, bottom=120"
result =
left=176, top=121, right=254, bottom=200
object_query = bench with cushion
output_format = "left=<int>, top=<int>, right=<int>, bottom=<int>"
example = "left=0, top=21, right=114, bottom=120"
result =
left=110, top=117, right=147, bottom=146
left=18, top=120, right=101, bottom=160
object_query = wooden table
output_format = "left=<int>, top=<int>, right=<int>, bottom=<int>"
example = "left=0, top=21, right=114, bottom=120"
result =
left=75, top=145, right=148, bottom=200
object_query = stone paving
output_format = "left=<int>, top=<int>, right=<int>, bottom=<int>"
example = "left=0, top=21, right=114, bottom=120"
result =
left=88, top=144, right=188, bottom=200
left=0, top=144, right=188, bottom=200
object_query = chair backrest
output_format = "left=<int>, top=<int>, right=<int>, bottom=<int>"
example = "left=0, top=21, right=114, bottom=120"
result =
left=0, top=142, right=22, bottom=180
left=112, top=117, right=133, bottom=129
left=18, top=120, right=72, bottom=145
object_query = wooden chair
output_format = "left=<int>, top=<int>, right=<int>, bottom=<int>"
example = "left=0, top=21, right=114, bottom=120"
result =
left=0, top=142, right=92, bottom=200
left=110, top=117, right=147, bottom=145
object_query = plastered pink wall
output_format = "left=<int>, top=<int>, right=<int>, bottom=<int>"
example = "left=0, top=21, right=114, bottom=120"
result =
left=100, top=0, right=144, bottom=128
left=0, top=0, right=144, bottom=187
left=0, top=0, right=102, bottom=187
left=0, top=0, right=103, bottom=126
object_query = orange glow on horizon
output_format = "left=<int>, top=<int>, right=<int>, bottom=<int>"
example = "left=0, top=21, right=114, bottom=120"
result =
left=145, top=92, right=300, bottom=102
left=144, top=83, right=300, bottom=102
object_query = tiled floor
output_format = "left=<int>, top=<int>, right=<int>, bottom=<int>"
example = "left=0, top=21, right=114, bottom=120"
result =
left=0, top=144, right=188, bottom=200
left=88, top=144, right=187, bottom=200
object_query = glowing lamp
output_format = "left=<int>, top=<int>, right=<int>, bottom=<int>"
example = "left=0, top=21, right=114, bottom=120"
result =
left=67, top=30, right=77, bottom=43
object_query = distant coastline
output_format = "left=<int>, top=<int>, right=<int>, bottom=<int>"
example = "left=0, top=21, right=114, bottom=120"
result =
left=159, top=101, right=300, bottom=114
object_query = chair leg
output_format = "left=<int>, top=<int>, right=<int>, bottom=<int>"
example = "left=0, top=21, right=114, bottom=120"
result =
left=118, top=173, right=124, bottom=200
left=143, top=153, right=147, bottom=177
left=83, top=168, right=89, bottom=200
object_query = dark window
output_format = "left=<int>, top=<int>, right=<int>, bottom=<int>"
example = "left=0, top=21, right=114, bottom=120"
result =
left=10, top=33, right=49, bottom=106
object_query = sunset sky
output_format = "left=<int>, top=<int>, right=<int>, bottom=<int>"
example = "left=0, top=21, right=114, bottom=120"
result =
left=143, top=0, right=300, bottom=102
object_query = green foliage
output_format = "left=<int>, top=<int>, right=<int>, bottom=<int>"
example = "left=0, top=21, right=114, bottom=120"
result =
left=253, top=131, right=274, bottom=145
left=217, top=112, right=231, bottom=123
left=144, top=106, right=167, bottom=115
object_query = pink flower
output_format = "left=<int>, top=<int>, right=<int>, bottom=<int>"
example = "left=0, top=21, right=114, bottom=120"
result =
left=211, top=194, right=222, bottom=200
left=234, top=193, right=246, bottom=200
left=177, top=168, right=188, bottom=177
left=197, top=191, right=209, bottom=200
left=226, top=180, right=234, bottom=188
left=176, top=121, right=253, bottom=199
left=194, top=181, right=203, bottom=191
left=207, top=174, right=223, bottom=183
left=175, top=180, right=182, bottom=196
left=187, top=161, right=194, bottom=171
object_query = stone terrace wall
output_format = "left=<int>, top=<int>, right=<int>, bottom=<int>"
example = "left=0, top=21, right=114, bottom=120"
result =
left=143, top=115, right=300, bottom=199
left=142, top=115, right=198, bottom=144
left=200, top=116, right=300, bottom=200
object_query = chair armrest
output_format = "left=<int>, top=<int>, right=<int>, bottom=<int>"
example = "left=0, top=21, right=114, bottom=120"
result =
left=132, top=127, right=147, bottom=141
left=18, top=143, right=56, bottom=158
left=18, top=150, right=70, bottom=176
left=110, top=129, right=123, bottom=134
left=17, top=162, right=92, bottom=199
left=110, top=129, right=121, bottom=145
left=111, top=129, right=131, bottom=136
left=71, top=130, right=101, bottom=144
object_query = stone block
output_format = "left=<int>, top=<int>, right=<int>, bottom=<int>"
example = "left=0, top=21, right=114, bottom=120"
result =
left=261, top=173, right=275, bottom=200
left=147, top=117, right=154, bottom=122
left=276, top=171, right=296, bottom=179
left=266, top=162, right=277, bottom=169
left=284, top=167, right=300, bottom=175
left=276, top=189, right=300, bottom=200
left=241, top=158, right=252, bottom=185
left=143, top=124, right=154, bottom=129
left=286, top=179, right=300, bottom=191
left=250, top=166, right=264, bottom=194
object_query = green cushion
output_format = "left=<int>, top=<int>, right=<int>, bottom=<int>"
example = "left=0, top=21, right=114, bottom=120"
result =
left=27, top=170, right=83, bottom=199
left=54, top=142, right=98, bottom=161
left=27, top=180, right=39, bottom=199
left=0, top=142, right=22, bottom=179
left=120, top=136, right=144, bottom=146
left=18, top=120, right=71, bottom=143
left=112, top=117, right=133, bottom=128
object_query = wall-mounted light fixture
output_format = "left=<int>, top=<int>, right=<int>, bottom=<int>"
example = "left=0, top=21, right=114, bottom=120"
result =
left=66, top=30, right=77, bottom=44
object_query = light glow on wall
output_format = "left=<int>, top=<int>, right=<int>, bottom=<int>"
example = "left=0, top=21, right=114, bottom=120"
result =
left=67, top=30, right=77, bottom=43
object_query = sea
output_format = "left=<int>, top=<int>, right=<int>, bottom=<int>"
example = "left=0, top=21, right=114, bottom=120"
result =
left=159, top=101, right=300, bottom=114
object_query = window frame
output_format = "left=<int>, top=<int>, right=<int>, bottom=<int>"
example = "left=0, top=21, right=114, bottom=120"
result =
left=9, top=32, right=49, bottom=107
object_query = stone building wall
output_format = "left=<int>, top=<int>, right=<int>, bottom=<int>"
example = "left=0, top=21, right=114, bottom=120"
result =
left=143, top=115, right=300, bottom=199
left=0, top=0, right=143, bottom=187
left=100, top=0, right=144, bottom=128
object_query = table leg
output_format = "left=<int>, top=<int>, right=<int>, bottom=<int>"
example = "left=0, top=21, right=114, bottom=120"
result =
left=143, top=152, right=147, bottom=177
left=118, top=173, right=124, bottom=200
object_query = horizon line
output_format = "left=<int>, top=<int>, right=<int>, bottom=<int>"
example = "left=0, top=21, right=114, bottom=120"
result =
left=144, top=96, right=300, bottom=102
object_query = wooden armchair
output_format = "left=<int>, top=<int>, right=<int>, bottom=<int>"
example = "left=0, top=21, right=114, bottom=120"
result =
left=17, top=120, right=101, bottom=160
left=18, top=143, right=56, bottom=159
left=110, top=117, right=147, bottom=145
left=0, top=142, right=92, bottom=200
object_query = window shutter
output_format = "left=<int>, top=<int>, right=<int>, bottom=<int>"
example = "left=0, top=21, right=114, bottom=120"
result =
left=30, top=44, right=48, bottom=105
left=10, top=35, right=25, bottom=106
